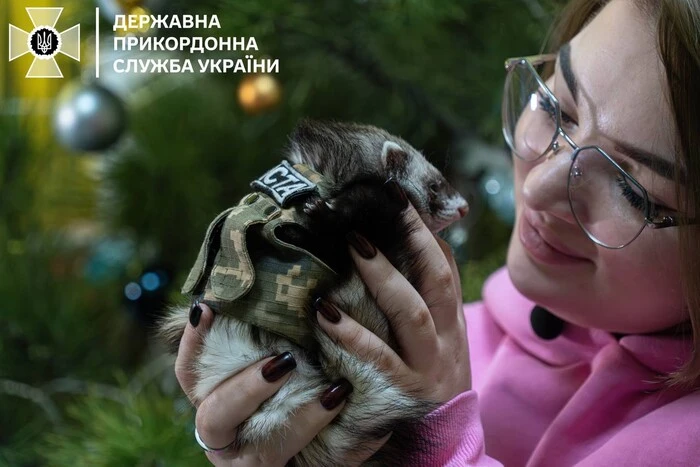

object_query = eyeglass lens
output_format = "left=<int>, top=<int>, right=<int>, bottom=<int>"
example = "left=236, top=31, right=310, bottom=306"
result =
left=503, top=60, right=648, bottom=248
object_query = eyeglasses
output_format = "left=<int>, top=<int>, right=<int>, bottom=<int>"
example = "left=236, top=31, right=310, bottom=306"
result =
left=502, top=53, right=696, bottom=249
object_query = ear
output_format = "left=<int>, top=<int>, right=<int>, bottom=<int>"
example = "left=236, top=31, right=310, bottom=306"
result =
left=381, top=141, right=410, bottom=176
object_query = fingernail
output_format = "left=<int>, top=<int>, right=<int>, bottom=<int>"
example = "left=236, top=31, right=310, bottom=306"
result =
left=261, top=352, right=297, bottom=382
left=320, top=379, right=353, bottom=410
left=346, top=231, right=377, bottom=259
left=189, top=302, right=202, bottom=327
left=314, top=297, right=341, bottom=323
left=384, top=178, right=408, bottom=209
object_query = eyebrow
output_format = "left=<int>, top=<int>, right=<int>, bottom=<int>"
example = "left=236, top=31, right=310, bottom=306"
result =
left=559, top=44, right=578, bottom=104
left=611, top=140, right=684, bottom=182
left=558, top=43, right=684, bottom=183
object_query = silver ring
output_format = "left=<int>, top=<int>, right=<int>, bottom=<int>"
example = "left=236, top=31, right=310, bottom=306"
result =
left=194, top=427, right=235, bottom=453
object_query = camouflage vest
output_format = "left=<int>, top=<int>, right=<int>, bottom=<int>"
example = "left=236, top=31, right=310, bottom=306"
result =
left=182, top=161, right=336, bottom=350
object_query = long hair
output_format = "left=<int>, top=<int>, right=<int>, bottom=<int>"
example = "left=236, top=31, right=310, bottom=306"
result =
left=545, top=0, right=700, bottom=388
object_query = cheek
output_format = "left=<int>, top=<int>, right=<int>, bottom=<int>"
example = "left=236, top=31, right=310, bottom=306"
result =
left=596, top=233, right=685, bottom=324
left=599, top=231, right=682, bottom=297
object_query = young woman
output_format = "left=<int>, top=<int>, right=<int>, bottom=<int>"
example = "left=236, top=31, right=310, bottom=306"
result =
left=175, top=0, right=700, bottom=464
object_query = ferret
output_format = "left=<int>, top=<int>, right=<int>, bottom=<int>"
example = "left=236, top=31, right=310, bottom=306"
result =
left=160, top=120, right=468, bottom=466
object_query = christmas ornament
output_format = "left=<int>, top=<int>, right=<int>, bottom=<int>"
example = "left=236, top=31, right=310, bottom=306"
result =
left=54, top=82, right=127, bottom=152
left=237, top=74, right=282, bottom=114
left=116, top=6, right=152, bottom=36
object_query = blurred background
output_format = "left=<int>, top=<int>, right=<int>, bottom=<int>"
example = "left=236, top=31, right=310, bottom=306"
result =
left=1, top=0, right=560, bottom=465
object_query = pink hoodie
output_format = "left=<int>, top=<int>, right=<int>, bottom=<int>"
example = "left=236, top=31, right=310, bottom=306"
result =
left=415, top=267, right=700, bottom=466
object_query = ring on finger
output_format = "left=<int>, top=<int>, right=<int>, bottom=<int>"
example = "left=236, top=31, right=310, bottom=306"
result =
left=195, top=426, right=236, bottom=453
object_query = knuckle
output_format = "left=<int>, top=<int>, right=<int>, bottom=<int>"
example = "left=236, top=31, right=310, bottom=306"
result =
left=373, top=269, right=396, bottom=301
left=347, top=326, right=368, bottom=350
left=434, top=267, right=455, bottom=293
left=407, top=306, right=433, bottom=331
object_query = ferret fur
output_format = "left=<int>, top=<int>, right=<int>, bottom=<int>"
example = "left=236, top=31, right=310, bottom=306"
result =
left=160, top=120, right=468, bottom=466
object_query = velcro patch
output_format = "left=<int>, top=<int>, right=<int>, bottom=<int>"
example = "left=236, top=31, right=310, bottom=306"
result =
left=251, top=160, right=317, bottom=207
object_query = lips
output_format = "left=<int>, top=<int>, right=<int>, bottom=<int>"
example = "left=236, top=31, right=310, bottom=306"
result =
left=519, top=209, right=591, bottom=266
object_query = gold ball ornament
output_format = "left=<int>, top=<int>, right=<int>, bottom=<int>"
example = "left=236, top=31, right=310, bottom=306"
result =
left=115, top=5, right=152, bottom=36
left=237, top=74, right=282, bottom=114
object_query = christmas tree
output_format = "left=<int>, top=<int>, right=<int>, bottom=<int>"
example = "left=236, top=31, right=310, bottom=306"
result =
left=1, top=0, right=559, bottom=464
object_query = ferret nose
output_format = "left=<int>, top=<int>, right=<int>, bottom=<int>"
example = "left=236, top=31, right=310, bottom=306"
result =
left=458, top=204, right=469, bottom=218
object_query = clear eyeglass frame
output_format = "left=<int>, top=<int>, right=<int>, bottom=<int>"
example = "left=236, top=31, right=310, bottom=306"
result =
left=502, top=53, right=696, bottom=249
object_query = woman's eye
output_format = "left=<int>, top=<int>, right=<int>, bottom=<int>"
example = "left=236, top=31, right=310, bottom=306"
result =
left=615, top=175, right=668, bottom=216
left=537, top=92, right=557, bottom=121
left=537, top=91, right=578, bottom=128
left=561, top=109, right=577, bottom=126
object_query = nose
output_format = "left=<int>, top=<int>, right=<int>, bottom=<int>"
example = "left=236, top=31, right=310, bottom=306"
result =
left=455, top=195, right=469, bottom=218
left=521, top=145, right=577, bottom=224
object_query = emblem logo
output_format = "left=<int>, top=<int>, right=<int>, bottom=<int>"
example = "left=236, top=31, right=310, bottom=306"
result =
left=9, top=8, right=80, bottom=78
left=251, top=161, right=318, bottom=207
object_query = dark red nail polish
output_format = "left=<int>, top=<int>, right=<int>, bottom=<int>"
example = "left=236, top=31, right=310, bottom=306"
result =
left=346, top=231, right=377, bottom=259
left=320, top=379, right=353, bottom=410
left=261, top=352, right=297, bottom=382
left=314, top=297, right=341, bottom=323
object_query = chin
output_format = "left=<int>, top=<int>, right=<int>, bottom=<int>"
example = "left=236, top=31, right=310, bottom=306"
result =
left=506, top=234, right=591, bottom=324
left=507, top=242, right=551, bottom=306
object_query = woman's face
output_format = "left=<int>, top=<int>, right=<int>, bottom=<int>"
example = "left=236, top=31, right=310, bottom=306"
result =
left=507, top=0, right=688, bottom=333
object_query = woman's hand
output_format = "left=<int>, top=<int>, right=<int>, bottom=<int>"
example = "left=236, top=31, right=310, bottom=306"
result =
left=317, top=192, right=471, bottom=403
left=175, top=304, right=391, bottom=466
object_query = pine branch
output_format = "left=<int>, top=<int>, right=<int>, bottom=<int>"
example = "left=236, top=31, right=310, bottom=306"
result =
left=0, top=379, right=61, bottom=424
left=274, top=17, right=469, bottom=138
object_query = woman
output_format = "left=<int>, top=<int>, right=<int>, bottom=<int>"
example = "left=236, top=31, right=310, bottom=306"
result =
left=176, top=0, right=700, bottom=464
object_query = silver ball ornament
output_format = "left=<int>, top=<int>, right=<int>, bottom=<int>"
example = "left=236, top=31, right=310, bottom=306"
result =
left=54, top=82, right=127, bottom=152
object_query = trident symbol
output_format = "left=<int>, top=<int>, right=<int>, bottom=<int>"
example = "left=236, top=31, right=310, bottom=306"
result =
left=37, top=31, right=53, bottom=54
left=8, top=8, right=80, bottom=79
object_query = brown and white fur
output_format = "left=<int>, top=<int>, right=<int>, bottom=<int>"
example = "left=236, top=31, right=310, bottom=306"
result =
left=160, top=120, right=468, bottom=466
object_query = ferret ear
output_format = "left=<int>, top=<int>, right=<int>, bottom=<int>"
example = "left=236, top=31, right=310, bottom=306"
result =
left=381, top=141, right=410, bottom=176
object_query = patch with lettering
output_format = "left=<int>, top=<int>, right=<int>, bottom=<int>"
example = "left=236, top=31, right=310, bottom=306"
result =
left=250, top=160, right=317, bottom=207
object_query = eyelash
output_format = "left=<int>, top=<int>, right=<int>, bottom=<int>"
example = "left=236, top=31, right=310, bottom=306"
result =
left=615, top=175, right=666, bottom=217
left=537, top=91, right=671, bottom=217
left=537, top=91, right=577, bottom=126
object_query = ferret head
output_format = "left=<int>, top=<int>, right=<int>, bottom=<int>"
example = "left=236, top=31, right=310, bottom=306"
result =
left=380, top=141, right=467, bottom=232
left=287, top=120, right=468, bottom=232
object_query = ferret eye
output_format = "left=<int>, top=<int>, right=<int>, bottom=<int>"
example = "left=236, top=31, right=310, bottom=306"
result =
left=429, top=182, right=440, bottom=194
